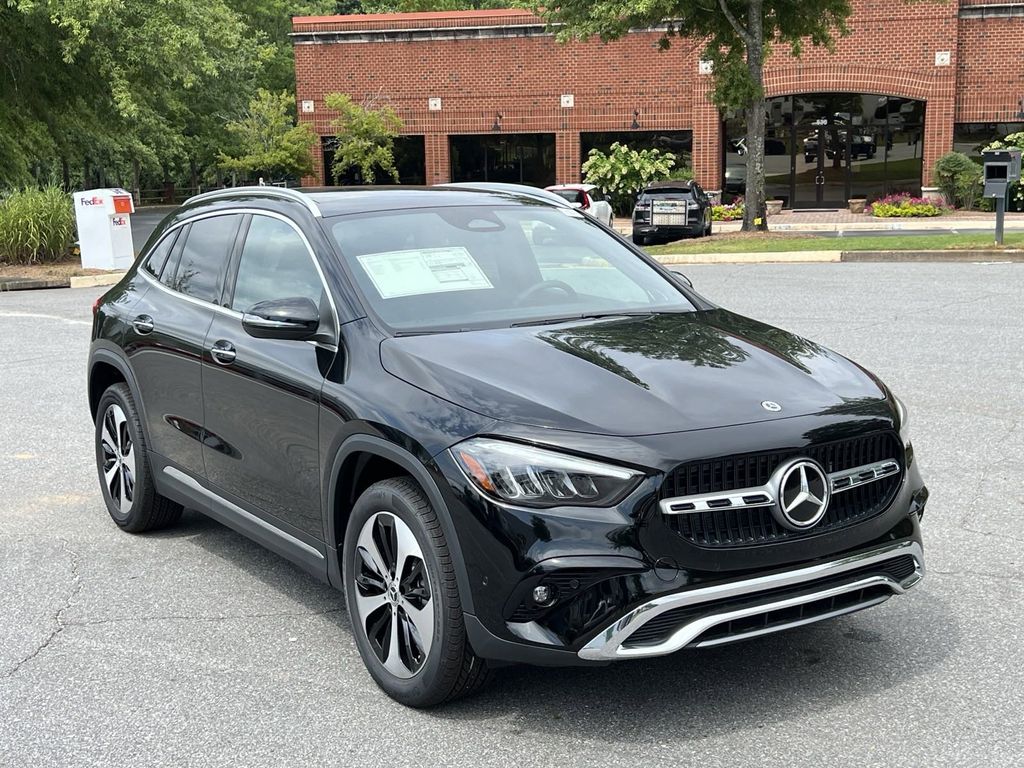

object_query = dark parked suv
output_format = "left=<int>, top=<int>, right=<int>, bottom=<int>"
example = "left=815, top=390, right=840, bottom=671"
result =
left=632, top=180, right=713, bottom=245
left=89, top=186, right=927, bottom=707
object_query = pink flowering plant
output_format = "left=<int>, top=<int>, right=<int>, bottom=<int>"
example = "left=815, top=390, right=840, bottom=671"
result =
left=867, top=193, right=948, bottom=218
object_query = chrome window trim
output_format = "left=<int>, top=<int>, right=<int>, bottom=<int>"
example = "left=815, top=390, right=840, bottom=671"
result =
left=185, top=186, right=322, bottom=218
left=577, top=539, right=924, bottom=661
left=137, top=208, right=341, bottom=338
left=659, top=457, right=901, bottom=516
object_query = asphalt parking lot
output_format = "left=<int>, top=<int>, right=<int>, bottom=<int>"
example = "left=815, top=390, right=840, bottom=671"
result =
left=2, top=262, right=1022, bottom=766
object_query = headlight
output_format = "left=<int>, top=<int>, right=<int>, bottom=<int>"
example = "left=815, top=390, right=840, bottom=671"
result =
left=894, top=395, right=910, bottom=440
left=451, top=438, right=642, bottom=508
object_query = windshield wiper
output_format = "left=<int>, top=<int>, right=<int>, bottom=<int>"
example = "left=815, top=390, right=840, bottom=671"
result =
left=510, top=311, right=655, bottom=328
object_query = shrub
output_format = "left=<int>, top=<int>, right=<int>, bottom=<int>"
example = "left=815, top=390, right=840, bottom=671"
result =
left=932, top=151, right=982, bottom=210
left=582, top=142, right=681, bottom=215
left=0, top=186, right=76, bottom=264
left=712, top=200, right=744, bottom=221
left=867, top=193, right=947, bottom=218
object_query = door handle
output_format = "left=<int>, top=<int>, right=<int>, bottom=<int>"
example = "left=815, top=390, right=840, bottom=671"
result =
left=132, top=315, right=154, bottom=335
left=210, top=340, right=236, bottom=366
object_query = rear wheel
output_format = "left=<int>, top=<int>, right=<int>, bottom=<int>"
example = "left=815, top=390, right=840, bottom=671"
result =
left=95, top=383, right=182, bottom=532
left=344, top=477, right=490, bottom=707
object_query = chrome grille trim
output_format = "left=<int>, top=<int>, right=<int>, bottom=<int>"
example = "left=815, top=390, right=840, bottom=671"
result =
left=659, top=457, right=900, bottom=515
left=577, top=540, right=924, bottom=661
left=829, top=459, right=900, bottom=494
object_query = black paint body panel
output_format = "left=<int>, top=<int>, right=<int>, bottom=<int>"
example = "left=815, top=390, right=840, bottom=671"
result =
left=88, top=187, right=926, bottom=668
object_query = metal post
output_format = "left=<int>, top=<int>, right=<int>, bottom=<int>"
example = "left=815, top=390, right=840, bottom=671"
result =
left=995, top=196, right=1005, bottom=245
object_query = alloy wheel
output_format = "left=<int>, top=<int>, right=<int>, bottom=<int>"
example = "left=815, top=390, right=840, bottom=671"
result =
left=353, top=511, right=434, bottom=679
left=100, top=403, right=135, bottom=515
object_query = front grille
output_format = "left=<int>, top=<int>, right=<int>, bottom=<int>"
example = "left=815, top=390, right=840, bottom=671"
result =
left=623, top=554, right=916, bottom=648
left=663, top=431, right=903, bottom=547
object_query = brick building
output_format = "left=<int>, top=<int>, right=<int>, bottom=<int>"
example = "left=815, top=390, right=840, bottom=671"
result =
left=293, top=2, right=1024, bottom=207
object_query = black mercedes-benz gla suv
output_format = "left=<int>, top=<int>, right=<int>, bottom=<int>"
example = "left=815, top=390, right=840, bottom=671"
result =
left=88, top=186, right=927, bottom=707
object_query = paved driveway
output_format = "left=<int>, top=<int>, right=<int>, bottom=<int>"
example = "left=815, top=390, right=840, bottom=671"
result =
left=1, top=263, right=1022, bottom=766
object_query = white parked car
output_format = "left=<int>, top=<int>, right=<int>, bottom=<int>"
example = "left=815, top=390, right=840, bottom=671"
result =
left=545, top=184, right=615, bottom=227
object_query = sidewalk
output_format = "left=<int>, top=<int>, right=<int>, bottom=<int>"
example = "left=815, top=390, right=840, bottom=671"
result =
left=613, top=209, right=1024, bottom=235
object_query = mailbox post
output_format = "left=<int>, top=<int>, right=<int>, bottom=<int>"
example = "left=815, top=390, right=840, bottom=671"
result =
left=981, top=149, right=1022, bottom=245
left=73, top=188, right=136, bottom=270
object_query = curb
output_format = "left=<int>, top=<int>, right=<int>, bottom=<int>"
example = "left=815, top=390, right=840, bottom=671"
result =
left=653, top=249, right=1024, bottom=265
left=0, top=271, right=126, bottom=292
left=840, top=250, right=1024, bottom=262
left=0, top=277, right=71, bottom=291
left=69, top=272, right=127, bottom=289
left=656, top=251, right=841, bottom=264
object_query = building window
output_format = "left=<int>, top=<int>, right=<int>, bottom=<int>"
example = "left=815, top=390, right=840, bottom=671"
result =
left=724, top=93, right=925, bottom=207
left=954, top=123, right=1024, bottom=162
left=580, top=131, right=694, bottom=180
left=322, top=135, right=426, bottom=185
left=449, top=134, right=556, bottom=187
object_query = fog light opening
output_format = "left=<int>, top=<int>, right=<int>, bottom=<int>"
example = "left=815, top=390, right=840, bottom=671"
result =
left=532, top=584, right=557, bottom=607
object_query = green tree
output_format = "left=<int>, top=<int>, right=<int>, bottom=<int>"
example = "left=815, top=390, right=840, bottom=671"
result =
left=0, top=1, right=334, bottom=191
left=325, top=93, right=404, bottom=184
left=218, top=90, right=317, bottom=181
left=581, top=143, right=681, bottom=215
left=537, top=0, right=853, bottom=232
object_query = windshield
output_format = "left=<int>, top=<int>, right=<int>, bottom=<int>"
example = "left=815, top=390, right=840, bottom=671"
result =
left=329, top=205, right=695, bottom=332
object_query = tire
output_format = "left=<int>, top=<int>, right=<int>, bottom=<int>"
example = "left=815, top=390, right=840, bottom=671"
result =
left=95, top=383, right=182, bottom=532
left=632, top=233, right=648, bottom=246
left=705, top=217, right=713, bottom=237
left=343, top=477, right=490, bottom=707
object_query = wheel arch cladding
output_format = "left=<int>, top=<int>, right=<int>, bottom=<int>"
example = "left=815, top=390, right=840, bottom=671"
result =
left=89, top=361, right=126, bottom=417
left=327, top=435, right=476, bottom=615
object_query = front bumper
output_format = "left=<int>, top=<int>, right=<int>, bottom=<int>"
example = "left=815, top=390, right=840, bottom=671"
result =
left=431, top=410, right=927, bottom=667
left=578, top=539, right=924, bottom=661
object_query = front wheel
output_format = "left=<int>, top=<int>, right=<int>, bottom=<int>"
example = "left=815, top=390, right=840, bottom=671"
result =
left=343, top=477, right=490, bottom=707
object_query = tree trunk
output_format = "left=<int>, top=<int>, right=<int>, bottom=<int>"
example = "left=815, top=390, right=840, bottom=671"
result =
left=742, top=0, right=768, bottom=232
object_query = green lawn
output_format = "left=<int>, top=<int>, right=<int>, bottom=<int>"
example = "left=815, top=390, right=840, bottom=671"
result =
left=645, top=231, right=1024, bottom=255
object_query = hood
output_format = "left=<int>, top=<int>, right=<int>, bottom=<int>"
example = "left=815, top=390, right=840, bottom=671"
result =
left=380, top=310, right=888, bottom=436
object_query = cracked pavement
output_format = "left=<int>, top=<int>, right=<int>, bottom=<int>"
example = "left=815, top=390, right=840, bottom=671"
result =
left=1, top=263, right=1023, bottom=766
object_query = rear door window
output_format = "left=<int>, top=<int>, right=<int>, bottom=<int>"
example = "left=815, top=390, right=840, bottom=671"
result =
left=169, top=215, right=242, bottom=303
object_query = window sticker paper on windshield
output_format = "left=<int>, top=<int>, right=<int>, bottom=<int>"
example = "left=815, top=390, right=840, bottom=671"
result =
left=356, top=247, right=493, bottom=299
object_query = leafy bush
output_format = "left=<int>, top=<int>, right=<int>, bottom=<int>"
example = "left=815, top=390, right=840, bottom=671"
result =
left=582, top=142, right=681, bottom=215
left=932, top=151, right=983, bottom=210
left=712, top=200, right=744, bottom=221
left=867, top=193, right=947, bottom=218
left=0, top=186, right=76, bottom=264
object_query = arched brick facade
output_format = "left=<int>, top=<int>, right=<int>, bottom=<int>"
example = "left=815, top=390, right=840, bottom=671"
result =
left=294, top=1, right=1021, bottom=199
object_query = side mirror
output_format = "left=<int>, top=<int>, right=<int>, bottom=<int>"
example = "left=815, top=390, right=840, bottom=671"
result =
left=242, top=297, right=320, bottom=341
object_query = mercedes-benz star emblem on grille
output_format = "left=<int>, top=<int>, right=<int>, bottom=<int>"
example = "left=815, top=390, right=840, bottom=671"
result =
left=761, top=400, right=782, bottom=412
left=773, top=458, right=830, bottom=530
